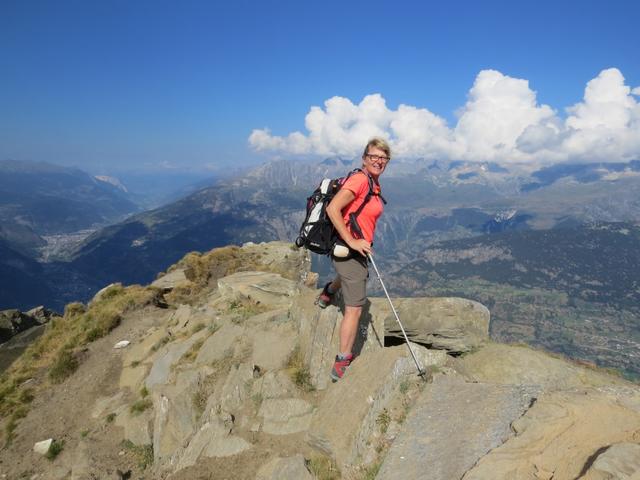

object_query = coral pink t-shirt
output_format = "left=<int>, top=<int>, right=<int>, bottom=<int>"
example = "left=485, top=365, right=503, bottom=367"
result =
left=341, top=172, right=384, bottom=244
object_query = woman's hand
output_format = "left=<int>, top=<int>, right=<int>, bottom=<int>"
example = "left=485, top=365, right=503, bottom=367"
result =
left=348, top=238, right=371, bottom=257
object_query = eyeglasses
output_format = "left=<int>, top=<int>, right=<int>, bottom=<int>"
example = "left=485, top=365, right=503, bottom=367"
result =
left=365, top=154, right=390, bottom=163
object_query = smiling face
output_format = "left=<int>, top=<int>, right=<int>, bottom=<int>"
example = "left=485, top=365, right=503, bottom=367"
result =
left=362, top=145, right=389, bottom=179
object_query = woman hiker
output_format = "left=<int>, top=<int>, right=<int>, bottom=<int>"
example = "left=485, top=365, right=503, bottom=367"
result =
left=318, top=137, right=391, bottom=381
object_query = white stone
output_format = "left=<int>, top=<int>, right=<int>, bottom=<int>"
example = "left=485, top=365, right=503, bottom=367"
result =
left=114, top=340, right=130, bottom=349
left=33, top=438, right=53, bottom=455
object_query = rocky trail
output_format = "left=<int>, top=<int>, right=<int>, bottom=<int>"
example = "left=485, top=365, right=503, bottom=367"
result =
left=0, top=241, right=639, bottom=479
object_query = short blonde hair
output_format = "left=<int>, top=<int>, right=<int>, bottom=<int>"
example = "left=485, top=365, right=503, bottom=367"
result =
left=362, top=137, right=391, bottom=160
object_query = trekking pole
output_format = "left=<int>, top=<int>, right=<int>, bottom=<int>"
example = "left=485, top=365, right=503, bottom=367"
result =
left=367, top=253, right=428, bottom=381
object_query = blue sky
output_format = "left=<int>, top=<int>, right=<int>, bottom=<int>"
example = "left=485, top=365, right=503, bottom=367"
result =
left=1, top=0, right=639, bottom=173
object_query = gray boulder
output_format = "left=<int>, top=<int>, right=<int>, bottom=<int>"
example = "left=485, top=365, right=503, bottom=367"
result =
left=585, top=442, right=640, bottom=479
left=307, top=346, right=439, bottom=470
left=218, top=271, right=299, bottom=308
left=372, top=296, right=490, bottom=353
left=376, top=375, right=538, bottom=480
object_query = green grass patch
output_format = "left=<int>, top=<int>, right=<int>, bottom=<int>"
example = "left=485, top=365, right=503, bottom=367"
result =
left=181, top=338, right=205, bottom=363
left=227, top=299, right=269, bottom=323
left=151, top=335, right=171, bottom=351
left=191, top=322, right=205, bottom=333
left=286, top=346, right=314, bottom=392
left=130, top=398, right=152, bottom=415
left=48, top=349, right=79, bottom=384
left=121, top=440, right=154, bottom=470
left=376, top=408, right=391, bottom=434
left=307, top=455, right=340, bottom=480
left=46, top=440, right=65, bottom=460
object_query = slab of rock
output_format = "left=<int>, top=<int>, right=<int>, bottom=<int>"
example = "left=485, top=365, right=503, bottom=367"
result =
left=168, top=304, right=195, bottom=332
left=122, top=329, right=168, bottom=366
left=218, top=271, right=299, bottom=308
left=250, top=323, right=297, bottom=371
left=376, top=374, right=538, bottom=480
left=456, top=343, right=630, bottom=391
left=371, top=296, right=489, bottom=354
left=119, top=364, right=148, bottom=391
left=461, top=389, right=640, bottom=480
left=195, top=323, right=244, bottom=365
left=91, top=392, right=125, bottom=419
left=255, top=455, right=313, bottom=480
left=219, top=362, right=254, bottom=412
left=292, top=288, right=385, bottom=391
left=145, top=330, right=207, bottom=389
left=307, top=346, right=436, bottom=469
left=152, top=268, right=190, bottom=290
left=153, top=390, right=196, bottom=465
left=115, top=409, right=153, bottom=446
left=259, top=398, right=314, bottom=435
left=176, top=415, right=251, bottom=471
left=253, top=371, right=297, bottom=399
left=585, top=442, right=640, bottom=479
left=33, top=438, right=53, bottom=455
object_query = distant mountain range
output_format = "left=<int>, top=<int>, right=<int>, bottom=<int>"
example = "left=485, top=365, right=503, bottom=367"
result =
left=1, top=157, right=639, bottom=379
left=0, top=160, right=139, bottom=256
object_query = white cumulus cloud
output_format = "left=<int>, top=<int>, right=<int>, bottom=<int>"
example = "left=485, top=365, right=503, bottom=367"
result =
left=249, top=68, right=640, bottom=165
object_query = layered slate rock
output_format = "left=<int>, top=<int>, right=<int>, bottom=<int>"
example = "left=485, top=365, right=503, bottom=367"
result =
left=376, top=374, right=539, bottom=480
left=456, top=342, right=629, bottom=390
left=145, top=329, right=208, bottom=389
left=115, top=408, right=153, bottom=446
left=461, top=388, right=640, bottom=480
left=292, top=288, right=385, bottom=391
left=373, top=296, right=490, bottom=354
left=307, top=345, right=446, bottom=470
left=175, top=412, right=251, bottom=471
left=259, top=398, right=314, bottom=435
left=584, top=442, right=640, bottom=479
left=217, top=271, right=299, bottom=308
left=152, top=369, right=205, bottom=465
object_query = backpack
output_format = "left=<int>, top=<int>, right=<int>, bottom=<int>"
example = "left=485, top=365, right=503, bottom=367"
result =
left=294, top=168, right=386, bottom=255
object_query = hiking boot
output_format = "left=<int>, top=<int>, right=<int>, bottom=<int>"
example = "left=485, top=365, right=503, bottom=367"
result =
left=316, top=283, right=334, bottom=309
left=330, top=354, right=353, bottom=382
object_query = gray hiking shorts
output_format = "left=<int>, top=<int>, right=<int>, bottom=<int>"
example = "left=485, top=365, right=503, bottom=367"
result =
left=332, top=254, right=368, bottom=307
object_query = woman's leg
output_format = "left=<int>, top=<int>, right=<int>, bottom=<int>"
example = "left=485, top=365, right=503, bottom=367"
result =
left=339, top=305, right=362, bottom=354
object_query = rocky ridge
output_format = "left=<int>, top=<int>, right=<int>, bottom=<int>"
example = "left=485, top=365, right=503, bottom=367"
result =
left=0, top=241, right=638, bottom=479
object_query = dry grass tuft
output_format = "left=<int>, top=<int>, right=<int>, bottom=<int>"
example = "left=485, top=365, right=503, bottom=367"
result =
left=0, top=283, right=160, bottom=443
left=307, top=455, right=341, bottom=480
left=286, top=346, right=314, bottom=392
